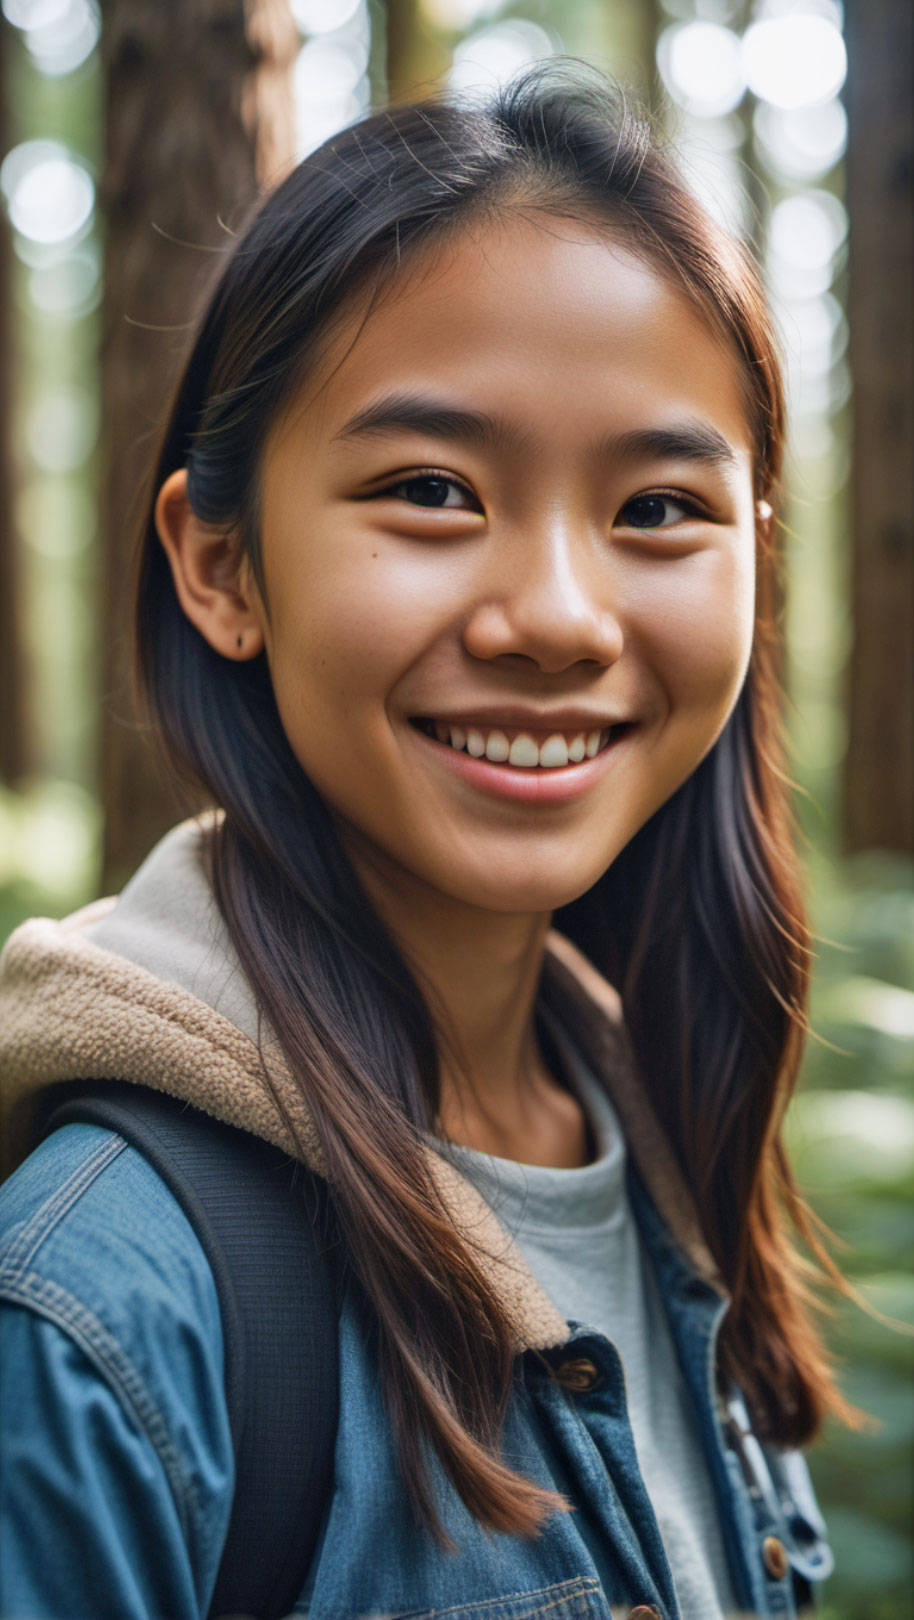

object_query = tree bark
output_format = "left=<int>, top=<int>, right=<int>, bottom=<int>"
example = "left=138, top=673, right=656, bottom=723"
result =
left=843, top=0, right=914, bottom=855
left=0, top=19, right=29, bottom=787
left=98, top=0, right=297, bottom=889
left=382, top=0, right=449, bottom=103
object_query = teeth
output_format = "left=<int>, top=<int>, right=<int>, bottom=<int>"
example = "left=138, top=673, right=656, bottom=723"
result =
left=538, top=734, right=569, bottom=768
left=484, top=730, right=510, bottom=762
left=427, top=720, right=613, bottom=768
left=508, top=733, right=540, bottom=767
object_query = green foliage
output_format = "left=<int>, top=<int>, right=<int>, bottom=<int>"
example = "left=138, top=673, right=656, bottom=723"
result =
left=0, top=780, right=101, bottom=939
left=788, top=857, right=914, bottom=1620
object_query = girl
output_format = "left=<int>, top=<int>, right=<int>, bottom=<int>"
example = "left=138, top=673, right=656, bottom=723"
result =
left=0, top=65, right=849, bottom=1620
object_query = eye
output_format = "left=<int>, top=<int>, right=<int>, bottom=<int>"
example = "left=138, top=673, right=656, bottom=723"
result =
left=619, top=492, right=700, bottom=529
left=383, top=472, right=478, bottom=510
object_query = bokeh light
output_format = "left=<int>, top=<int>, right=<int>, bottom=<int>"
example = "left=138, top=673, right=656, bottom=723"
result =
left=293, top=1, right=371, bottom=157
left=2, top=0, right=66, bottom=22
left=658, top=0, right=742, bottom=18
left=742, top=12, right=847, bottom=110
left=673, top=114, right=750, bottom=238
left=777, top=289, right=848, bottom=436
left=1, top=141, right=95, bottom=248
left=26, top=386, right=98, bottom=474
left=27, top=242, right=101, bottom=319
left=421, top=0, right=506, bottom=27
left=448, top=20, right=555, bottom=94
left=2, top=0, right=100, bottom=76
left=657, top=22, right=745, bottom=118
left=291, top=0, right=363, bottom=32
left=768, top=190, right=848, bottom=298
left=754, top=97, right=848, bottom=181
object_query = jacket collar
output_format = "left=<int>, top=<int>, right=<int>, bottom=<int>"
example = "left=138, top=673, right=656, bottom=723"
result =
left=0, top=816, right=724, bottom=1348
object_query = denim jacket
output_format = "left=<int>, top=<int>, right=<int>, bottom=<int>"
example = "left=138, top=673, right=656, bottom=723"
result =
left=0, top=819, right=833, bottom=1620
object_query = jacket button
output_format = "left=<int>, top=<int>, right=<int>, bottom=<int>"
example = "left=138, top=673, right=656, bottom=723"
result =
left=762, top=1534, right=790, bottom=1580
left=554, top=1357, right=600, bottom=1392
left=628, top=1607, right=663, bottom=1619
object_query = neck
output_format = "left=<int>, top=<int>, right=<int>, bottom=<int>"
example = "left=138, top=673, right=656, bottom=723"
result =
left=345, top=840, right=590, bottom=1167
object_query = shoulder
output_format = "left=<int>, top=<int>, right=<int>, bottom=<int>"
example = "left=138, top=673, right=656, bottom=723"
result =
left=0, top=1120, right=224, bottom=1363
left=0, top=1123, right=233, bottom=1606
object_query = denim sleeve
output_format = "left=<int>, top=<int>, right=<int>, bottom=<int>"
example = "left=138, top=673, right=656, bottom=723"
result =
left=0, top=1124, right=235, bottom=1620
left=1, top=1303, right=206, bottom=1620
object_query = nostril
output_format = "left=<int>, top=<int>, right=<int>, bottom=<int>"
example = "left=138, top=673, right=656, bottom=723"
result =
left=461, top=594, right=623, bottom=674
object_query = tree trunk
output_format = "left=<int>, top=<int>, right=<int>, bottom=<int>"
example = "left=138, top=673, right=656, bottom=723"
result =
left=604, top=0, right=662, bottom=106
left=382, top=0, right=449, bottom=103
left=843, top=0, right=914, bottom=855
left=0, top=19, right=29, bottom=787
left=98, top=0, right=297, bottom=889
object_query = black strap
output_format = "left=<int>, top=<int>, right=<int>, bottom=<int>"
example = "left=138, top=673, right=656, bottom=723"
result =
left=37, top=1080, right=340, bottom=1620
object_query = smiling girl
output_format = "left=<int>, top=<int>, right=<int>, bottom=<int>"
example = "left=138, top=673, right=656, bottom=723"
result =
left=0, top=67, right=849, bottom=1620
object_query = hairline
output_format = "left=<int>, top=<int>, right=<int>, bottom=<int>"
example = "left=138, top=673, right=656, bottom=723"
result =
left=239, top=191, right=770, bottom=598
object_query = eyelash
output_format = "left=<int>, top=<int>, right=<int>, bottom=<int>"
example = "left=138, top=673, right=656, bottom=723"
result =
left=375, top=469, right=479, bottom=509
left=620, top=488, right=707, bottom=527
left=373, top=470, right=708, bottom=526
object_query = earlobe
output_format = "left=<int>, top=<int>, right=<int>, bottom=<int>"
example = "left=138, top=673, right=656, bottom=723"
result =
left=755, top=497, right=775, bottom=555
left=154, top=469, right=265, bottom=661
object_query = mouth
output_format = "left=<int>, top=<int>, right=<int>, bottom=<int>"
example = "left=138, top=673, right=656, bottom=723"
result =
left=409, top=717, right=634, bottom=770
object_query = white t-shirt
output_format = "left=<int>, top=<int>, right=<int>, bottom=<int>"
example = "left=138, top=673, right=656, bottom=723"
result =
left=439, top=1004, right=738, bottom=1619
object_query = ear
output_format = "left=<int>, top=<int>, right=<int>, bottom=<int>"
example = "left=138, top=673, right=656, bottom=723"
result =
left=155, top=469, right=266, bottom=660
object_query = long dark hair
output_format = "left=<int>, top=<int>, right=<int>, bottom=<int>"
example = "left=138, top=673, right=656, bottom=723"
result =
left=134, top=65, right=852, bottom=1540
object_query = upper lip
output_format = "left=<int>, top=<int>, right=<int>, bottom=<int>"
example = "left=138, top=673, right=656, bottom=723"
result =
left=410, top=706, right=631, bottom=731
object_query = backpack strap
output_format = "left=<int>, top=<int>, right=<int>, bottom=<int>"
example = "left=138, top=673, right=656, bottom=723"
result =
left=37, top=1080, right=340, bottom=1620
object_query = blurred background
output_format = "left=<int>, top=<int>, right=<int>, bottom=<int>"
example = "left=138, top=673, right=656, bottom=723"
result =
left=0, top=1, right=911, bottom=1614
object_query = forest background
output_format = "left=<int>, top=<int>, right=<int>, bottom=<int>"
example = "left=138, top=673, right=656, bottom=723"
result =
left=0, top=2, right=911, bottom=1616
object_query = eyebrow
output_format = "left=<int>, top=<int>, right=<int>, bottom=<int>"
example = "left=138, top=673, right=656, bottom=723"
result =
left=596, top=423, right=738, bottom=471
left=333, top=391, right=738, bottom=471
left=333, top=392, right=531, bottom=455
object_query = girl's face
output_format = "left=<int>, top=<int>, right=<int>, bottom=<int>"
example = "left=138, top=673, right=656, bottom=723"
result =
left=250, top=215, right=759, bottom=917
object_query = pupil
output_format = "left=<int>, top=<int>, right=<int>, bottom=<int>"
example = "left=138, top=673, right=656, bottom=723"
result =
left=625, top=495, right=666, bottom=528
left=408, top=477, right=449, bottom=507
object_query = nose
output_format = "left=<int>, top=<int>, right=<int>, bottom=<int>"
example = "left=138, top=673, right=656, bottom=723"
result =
left=462, top=520, right=623, bottom=674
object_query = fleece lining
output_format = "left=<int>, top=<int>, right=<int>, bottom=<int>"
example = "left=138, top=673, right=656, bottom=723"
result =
left=0, top=816, right=723, bottom=1350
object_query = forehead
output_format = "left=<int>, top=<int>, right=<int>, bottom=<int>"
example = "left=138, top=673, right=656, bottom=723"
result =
left=274, top=213, right=754, bottom=463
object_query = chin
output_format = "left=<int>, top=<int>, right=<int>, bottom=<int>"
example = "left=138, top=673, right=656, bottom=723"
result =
left=440, top=855, right=617, bottom=919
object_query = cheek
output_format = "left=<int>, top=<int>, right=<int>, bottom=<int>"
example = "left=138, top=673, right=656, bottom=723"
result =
left=633, top=546, right=755, bottom=715
left=262, top=544, right=453, bottom=739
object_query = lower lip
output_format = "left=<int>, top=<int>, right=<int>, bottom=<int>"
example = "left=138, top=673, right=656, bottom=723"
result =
left=410, top=726, right=632, bottom=805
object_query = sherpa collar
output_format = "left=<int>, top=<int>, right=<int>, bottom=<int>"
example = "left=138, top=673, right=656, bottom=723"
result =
left=0, top=817, right=724, bottom=1349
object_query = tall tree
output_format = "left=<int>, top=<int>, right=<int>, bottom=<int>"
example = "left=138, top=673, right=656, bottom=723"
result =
left=843, top=0, right=914, bottom=855
left=0, top=19, right=29, bottom=788
left=382, top=0, right=449, bottom=102
left=99, top=0, right=297, bottom=888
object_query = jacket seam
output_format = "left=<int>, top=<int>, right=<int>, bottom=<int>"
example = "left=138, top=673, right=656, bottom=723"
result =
left=2, top=1132, right=127, bottom=1274
left=0, top=1271, right=195, bottom=1539
left=401, top=1576, right=603, bottom=1618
